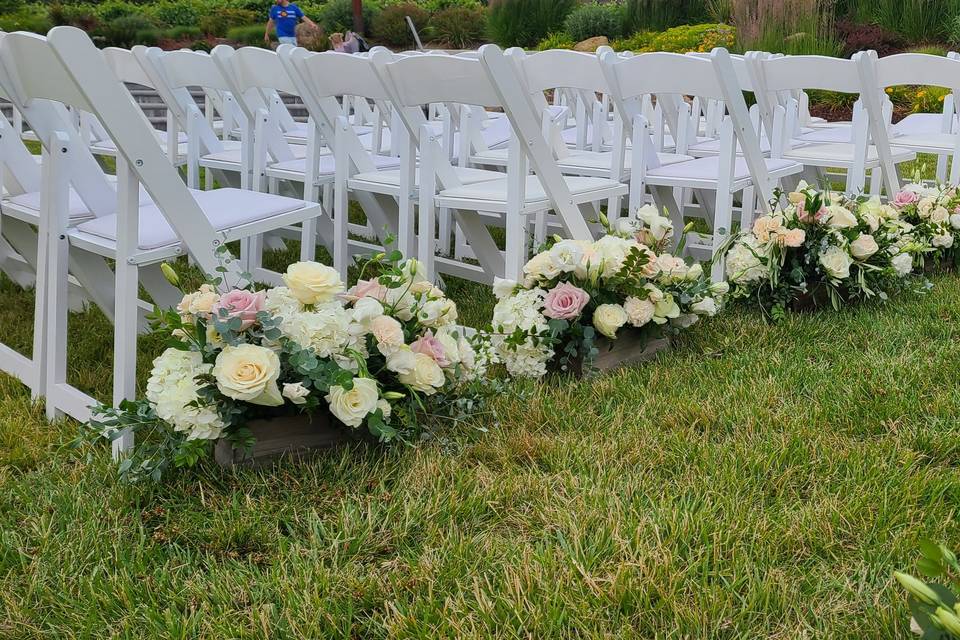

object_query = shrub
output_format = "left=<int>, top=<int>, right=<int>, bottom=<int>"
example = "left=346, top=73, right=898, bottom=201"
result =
left=430, top=6, right=487, bottom=48
left=842, top=0, right=960, bottom=43
left=199, top=8, right=258, bottom=37
left=320, top=0, right=378, bottom=36
left=536, top=31, right=575, bottom=50
left=836, top=20, right=904, bottom=58
left=563, top=2, right=623, bottom=42
left=146, top=0, right=209, bottom=28
left=189, top=39, right=212, bottom=52
left=164, top=25, right=203, bottom=41
left=0, top=4, right=52, bottom=33
left=226, top=24, right=272, bottom=47
left=0, top=0, right=22, bottom=13
left=49, top=2, right=98, bottom=30
left=98, top=15, right=161, bottom=48
left=373, top=3, right=429, bottom=47
left=612, top=23, right=734, bottom=53
left=911, top=86, right=951, bottom=113
left=624, top=0, right=710, bottom=33
left=93, top=0, right=140, bottom=23
left=731, top=0, right=841, bottom=56
left=487, top=0, right=576, bottom=48
left=421, top=0, right=483, bottom=12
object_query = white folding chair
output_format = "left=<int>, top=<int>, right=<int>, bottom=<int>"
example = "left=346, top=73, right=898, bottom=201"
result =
left=858, top=51, right=960, bottom=185
left=379, top=45, right=628, bottom=283
left=750, top=54, right=913, bottom=196
left=599, top=47, right=804, bottom=281
left=0, top=28, right=323, bottom=451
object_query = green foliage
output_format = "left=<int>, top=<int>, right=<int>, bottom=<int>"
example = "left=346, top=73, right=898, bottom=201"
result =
left=841, top=0, right=960, bottom=43
left=164, top=25, right=203, bottom=41
left=319, top=0, right=379, bottom=36
left=623, top=0, right=711, bottom=33
left=429, top=6, right=487, bottom=48
left=895, top=542, right=960, bottom=638
left=536, top=31, right=575, bottom=51
left=487, top=0, right=576, bottom=48
left=372, top=2, right=429, bottom=47
left=612, top=23, right=735, bottom=53
left=0, top=0, right=22, bottom=14
left=199, top=8, right=257, bottom=37
left=144, top=0, right=208, bottom=28
left=420, top=0, right=483, bottom=11
left=563, top=2, right=623, bottom=42
left=226, top=24, right=272, bottom=47
left=97, top=14, right=161, bottom=48
left=92, top=0, right=140, bottom=23
left=48, top=2, right=98, bottom=29
left=0, top=3, right=52, bottom=33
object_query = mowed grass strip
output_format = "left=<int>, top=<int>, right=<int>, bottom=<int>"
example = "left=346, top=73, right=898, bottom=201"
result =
left=0, top=259, right=959, bottom=636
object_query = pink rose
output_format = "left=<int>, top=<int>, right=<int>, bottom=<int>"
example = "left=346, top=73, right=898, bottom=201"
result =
left=341, top=278, right=388, bottom=303
left=797, top=206, right=828, bottom=224
left=212, top=289, right=266, bottom=330
left=543, top=282, right=590, bottom=320
left=410, top=330, right=450, bottom=367
left=892, top=190, right=919, bottom=208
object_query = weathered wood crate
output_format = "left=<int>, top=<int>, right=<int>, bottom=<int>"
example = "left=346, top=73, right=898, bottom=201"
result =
left=215, top=413, right=350, bottom=468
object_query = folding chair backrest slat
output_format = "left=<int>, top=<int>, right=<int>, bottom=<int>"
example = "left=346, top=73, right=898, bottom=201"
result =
left=758, top=55, right=861, bottom=93
left=873, top=53, right=960, bottom=93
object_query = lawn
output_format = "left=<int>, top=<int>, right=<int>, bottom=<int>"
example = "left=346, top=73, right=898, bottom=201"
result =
left=1, top=239, right=959, bottom=636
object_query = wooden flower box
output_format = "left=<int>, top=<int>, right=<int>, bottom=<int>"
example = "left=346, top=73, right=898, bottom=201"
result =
left=554, top=331, right=670, bottom=378
left=214, top=413, right=352, bottom=468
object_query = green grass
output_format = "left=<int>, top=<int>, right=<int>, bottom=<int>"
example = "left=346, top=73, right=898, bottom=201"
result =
left=2, top=246, right=960, bottom=635
left=0, top=149, right=956, bottom=637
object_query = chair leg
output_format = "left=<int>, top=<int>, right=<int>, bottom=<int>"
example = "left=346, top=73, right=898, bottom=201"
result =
left=740, top=186, right=756, bottom=232
left=711, top=189, right=734, bottom=283
left=438, top=207, right=452, bottom=256
left=505, top=209, right=529, bottom=282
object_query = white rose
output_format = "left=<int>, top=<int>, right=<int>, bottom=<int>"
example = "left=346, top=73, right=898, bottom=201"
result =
left=892, top=252, right=913, bottom=277
left=370, top=315, right=405, bottom=356
left=615, top=217, right=641, bottom=235
left=434, top=329, right=462, bottom=366
left=419, top=298, right=458, bottom=328
left=492, top=277, right=518, bottom=300
left=931, top=206, right=950, bottom=225
left=400, top=258, right=428, bottom=284
left=645, top=283, right=664, bottom=302
left=918, top=197, right=935, bottom=218
left=691, top=297, right=718, bottom=316
left=385, top=346, right=416, bottom=374
left=685, top=262, right=704, bottom=281
left=398, top=352, right=445, bottom=395
left=949, top=213, right=960, bottom=230
left=591, top=235, right=634, bottom=278
left=636, top=204, right=674, bottom=243
left=213, top=343, right=283, bottom=406
left=283, top=261, right=344, bottom=305
left=325, top=377, right=379, bottom=427
left=592, top=303, right=627, bottom=339
left=548, top=240, right=584, bottom=273
left=933, top=233, right=954, bottom=249
left=523, top=251, right=561, bottom=284
left=352, top=297, right=384, bottom=325
left=818, top=245, right=853, bottom=280
left=623, top=297, right=655, bottom=327
left=824, top=204, right=857, bottom=229
left=849, top=234, right=879, bottom=260
left=282, top=382, right=310, bottom=405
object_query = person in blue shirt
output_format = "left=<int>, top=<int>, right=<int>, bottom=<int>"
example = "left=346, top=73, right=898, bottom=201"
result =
left=264, top=0, right=316, bottom=46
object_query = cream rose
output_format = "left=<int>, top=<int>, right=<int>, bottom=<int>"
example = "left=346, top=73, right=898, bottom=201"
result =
left=283, top=261, right=345, bottom=305
left=398, top=353, right=445, bottom=395
left=325, top=377, right=379, bottom=427
left=950, top=213, right=960, bottom=230
left=932, top=206, right=950, bottom=225
left=850, top=234, right=879, bottom=260
left=691, top=297, right=718, bottom=316
left=824, top=204, right=857, bottom=229
left=386, top=346, right=417, bottom=375
left=819, top=245, right=853, bottom=279
left=213, top=344, right=282, bottom=406
left=593, top=304, right=628, bottom=339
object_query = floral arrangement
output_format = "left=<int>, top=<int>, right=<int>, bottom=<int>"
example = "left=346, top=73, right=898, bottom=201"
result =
left=890, top=181, right=960, bottom=269
left=86, top=252, right=489, bottom=482
left=489, top=205, right=727, bottom=377
left=895, top=540, right=960, bottom=638
left=724, top=181, right=929, bottom=317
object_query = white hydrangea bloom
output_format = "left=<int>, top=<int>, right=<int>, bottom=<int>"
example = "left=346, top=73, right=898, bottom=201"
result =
left=146, top=348, right=225, bottom=441
left=279, top=302, right=352, bottom=358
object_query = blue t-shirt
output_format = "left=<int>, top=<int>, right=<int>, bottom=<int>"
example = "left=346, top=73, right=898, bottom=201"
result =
left=270, top=3, right=304, bottom=38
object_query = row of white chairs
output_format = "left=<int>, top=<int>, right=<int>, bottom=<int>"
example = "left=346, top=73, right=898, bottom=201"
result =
left=1, top=27, right=958, bottom=457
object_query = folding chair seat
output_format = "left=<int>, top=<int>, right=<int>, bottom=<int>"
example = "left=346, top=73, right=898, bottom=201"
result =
left=644, top=156, right=799, bottom=190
